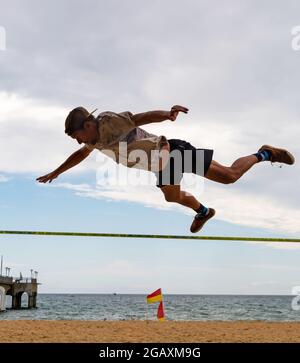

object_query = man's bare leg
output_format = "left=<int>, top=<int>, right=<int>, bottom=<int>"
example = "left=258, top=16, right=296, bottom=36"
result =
left=159, top=184, right=201, bottom=210
left=205, top=144, right=295, bottom=184
left=159, top=184, right=215, bottom=233
left=205, top=155, right=259, bottom=184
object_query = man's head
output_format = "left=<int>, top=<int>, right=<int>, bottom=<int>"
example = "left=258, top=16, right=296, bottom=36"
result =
left=65, top=107, right=99, bottom=145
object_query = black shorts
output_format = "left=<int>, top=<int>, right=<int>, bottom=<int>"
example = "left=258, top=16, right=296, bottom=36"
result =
left=153, top=139, right=214, bottom=188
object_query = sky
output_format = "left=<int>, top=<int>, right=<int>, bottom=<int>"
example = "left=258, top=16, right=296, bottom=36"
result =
left=0, top=0, right=300, bottom=295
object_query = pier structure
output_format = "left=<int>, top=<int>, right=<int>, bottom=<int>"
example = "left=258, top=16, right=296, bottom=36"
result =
left=0, top=275, right=39, bottom=310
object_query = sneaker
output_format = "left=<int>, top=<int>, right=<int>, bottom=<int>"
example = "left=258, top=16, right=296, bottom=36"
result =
left=190, top=208, right=216, bottom=233
left=258, top=145, right=295, bottom=165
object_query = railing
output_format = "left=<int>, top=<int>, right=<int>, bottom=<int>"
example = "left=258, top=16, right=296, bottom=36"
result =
left=13, top=278, right=37, bottom=284
left=0, top=276, right=37, bottom=284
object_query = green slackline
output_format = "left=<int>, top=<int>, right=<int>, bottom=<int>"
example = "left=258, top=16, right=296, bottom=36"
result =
left=0, top=230, right=299, bottom=243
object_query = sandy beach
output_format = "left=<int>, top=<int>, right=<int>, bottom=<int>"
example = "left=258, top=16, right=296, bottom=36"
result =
left=0, top=321, right=300, bottom=343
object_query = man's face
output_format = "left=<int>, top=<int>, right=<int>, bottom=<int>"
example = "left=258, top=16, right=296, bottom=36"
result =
left=70, top=121, right=98, bottom=145
left=71, top=129, right=89, bottom=145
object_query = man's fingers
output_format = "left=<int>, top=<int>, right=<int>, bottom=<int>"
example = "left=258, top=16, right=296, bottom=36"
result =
left=36, top=176, right=50, bottom=183
left=179, top=106, right=189, bottom=113
left=171, top=105, right=189, bottom=113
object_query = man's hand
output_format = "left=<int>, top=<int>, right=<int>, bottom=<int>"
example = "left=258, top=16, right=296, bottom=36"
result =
left=36, top=171, right=59, bottom=184
left=169, top=105, right=189, bottom=121
left=36, top=147, right=92, bottom=184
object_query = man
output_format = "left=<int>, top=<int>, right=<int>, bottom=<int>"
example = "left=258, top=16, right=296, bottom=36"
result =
left=37, top=105, right=295, bottom=233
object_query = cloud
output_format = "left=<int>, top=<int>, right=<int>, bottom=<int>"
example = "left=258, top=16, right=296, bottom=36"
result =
left=1, top=0, right=300, bottom=114
left=0, top=91, right=98, bottom=174
left=51, top=173, right=300, bottom=236
left=258, top=242, right=300, bottom=251
left=0, top=174, right=11, bottom=182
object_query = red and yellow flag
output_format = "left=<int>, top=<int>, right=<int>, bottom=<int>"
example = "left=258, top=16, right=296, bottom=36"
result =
left=147, top=288, right=162, bottom=304
left=157, top=301, right=165, bottom=321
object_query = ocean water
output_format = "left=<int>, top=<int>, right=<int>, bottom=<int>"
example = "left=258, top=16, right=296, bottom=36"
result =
left=1, top=294, right=300, bottom=321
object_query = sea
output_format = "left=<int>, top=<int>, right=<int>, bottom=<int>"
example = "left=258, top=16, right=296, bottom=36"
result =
left=1, top=294, right=300, bottom=321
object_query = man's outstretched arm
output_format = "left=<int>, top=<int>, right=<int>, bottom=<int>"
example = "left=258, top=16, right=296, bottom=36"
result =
left=36, top=145, right=92, bottom=183
left=132, top=105, right=189, bottom=127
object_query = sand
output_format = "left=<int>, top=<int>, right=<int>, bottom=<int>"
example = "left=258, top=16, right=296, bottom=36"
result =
left=0, top=320, right=300, bottom=343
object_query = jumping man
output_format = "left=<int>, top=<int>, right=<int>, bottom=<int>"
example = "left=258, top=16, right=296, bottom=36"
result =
left=37, top=106, right=295, bottom=233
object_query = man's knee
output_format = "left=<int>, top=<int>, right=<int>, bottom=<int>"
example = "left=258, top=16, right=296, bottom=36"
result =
left=163, top=191, right=181, bottom=202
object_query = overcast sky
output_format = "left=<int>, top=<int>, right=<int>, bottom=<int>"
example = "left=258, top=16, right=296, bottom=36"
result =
left=0, top=0, right=300, bottom=295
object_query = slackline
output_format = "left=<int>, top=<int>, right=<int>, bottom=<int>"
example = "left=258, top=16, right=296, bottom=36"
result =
left=0, top=230, right=299, bottom=243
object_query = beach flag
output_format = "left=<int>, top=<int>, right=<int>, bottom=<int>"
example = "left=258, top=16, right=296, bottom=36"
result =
left=147, top=288, right=162, bottom=304
left=157, top=301, right=165, bottom=321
